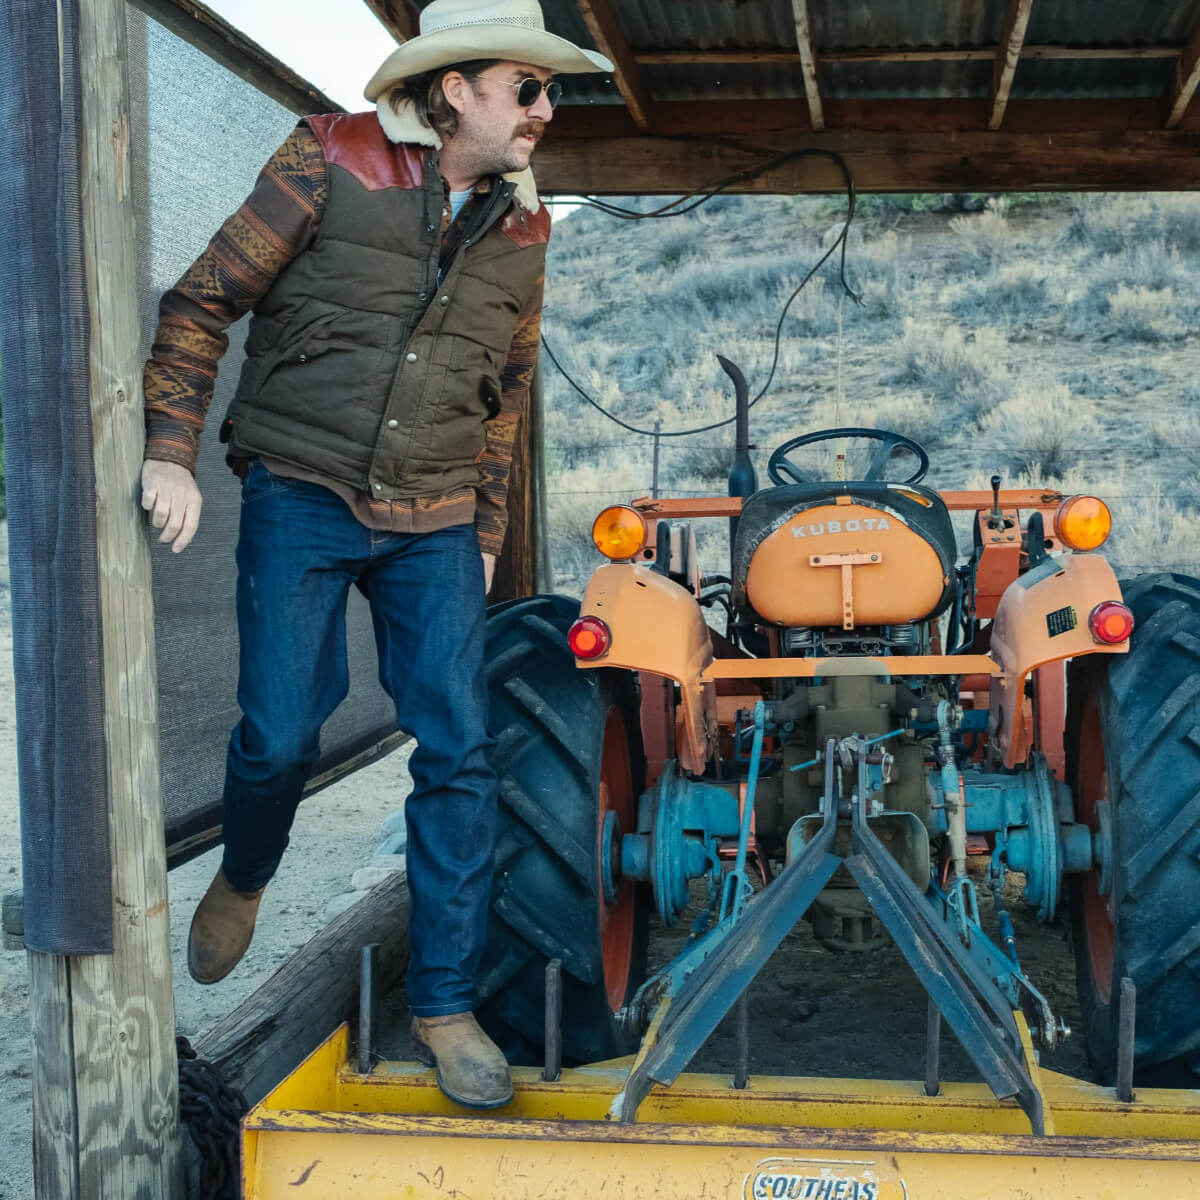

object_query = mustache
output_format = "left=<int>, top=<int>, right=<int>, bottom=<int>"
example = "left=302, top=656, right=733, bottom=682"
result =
left=515, top=122, right=544, bottom=141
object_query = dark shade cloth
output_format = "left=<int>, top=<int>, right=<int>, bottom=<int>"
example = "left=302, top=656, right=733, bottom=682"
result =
left=0, top=0, right=114, bottom=953
left=125, top=12, right=403, bottom=868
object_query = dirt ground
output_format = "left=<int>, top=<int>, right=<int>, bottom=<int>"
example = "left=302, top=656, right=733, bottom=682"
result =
left=0, top=517, right=1092, bottom=1196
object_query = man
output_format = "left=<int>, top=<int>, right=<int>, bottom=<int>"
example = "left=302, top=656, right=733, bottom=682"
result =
left=140, top=0, right=611, bottom=1109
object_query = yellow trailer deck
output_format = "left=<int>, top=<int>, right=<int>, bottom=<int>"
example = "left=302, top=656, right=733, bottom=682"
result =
left=243, top=1025, right=1200, bottom=1199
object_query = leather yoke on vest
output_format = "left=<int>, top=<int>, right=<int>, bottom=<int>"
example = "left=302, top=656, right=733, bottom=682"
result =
left=225, top=111, right=550, bottom=499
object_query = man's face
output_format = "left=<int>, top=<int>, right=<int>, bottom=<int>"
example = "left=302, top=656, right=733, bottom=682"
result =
left=444, top=60, right=556, bottom=176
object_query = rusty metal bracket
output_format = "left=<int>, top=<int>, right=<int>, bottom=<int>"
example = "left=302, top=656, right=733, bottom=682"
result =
left=809, top=551, right=881, bottom=630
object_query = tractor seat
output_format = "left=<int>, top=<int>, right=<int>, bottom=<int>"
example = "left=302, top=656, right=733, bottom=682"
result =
left=731, top=482, right=957, bottom=628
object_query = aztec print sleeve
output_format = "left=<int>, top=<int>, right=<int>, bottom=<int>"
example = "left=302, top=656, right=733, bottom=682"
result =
left=475, top=272, right=544, bottom=557
left=142, top=123, right=328, bottom=472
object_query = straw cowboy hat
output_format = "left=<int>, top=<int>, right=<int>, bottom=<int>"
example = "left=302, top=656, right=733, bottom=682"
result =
left=364, top=0, right=614, bottom=101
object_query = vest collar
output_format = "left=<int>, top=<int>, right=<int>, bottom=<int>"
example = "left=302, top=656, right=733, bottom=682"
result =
left=375, top=99, right=541, bottom=215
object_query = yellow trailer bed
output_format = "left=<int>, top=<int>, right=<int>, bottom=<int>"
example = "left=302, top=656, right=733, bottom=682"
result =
left=243, top=1024, right=1200, bottom=1199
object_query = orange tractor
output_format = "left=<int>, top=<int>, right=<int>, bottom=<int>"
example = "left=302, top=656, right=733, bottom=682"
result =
left=473, top=358, right=1200, bottom=1135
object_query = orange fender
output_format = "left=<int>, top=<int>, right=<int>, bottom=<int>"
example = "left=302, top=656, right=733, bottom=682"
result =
left=576, top=564, right=718, bottom=775
left=988, top=554, right=1128, bottom=769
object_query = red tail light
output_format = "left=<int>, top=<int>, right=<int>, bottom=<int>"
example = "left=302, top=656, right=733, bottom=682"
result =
left=1089, top=601, right=1134, bottom=645
left=568, top=616, right=611, bottom=660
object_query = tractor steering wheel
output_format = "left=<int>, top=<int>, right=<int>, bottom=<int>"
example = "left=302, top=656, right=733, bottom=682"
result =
left=767, top=426, right=930, bottom=487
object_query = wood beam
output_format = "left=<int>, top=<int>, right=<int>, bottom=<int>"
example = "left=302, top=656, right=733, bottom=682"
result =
left=1163, top=17, right=1200, bottom=128
left=30, top=0, right=181, bottom=1195
left=549, top=97, right=1200, bottom=139
left=535, top=121, right=1200, bottom=195
left=575, top=0, right=653, bottom=131
left=789, top=0, right=824, bottom=131
left=361, top=0, right=420, bottom=43
left=634, top=44, right=1182, bottom=67
left=990, top=0, right=1035, bottom=130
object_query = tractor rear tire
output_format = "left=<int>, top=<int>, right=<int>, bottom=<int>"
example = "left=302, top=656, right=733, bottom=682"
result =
left=1066, top=572, right=1200, bottom=1084
left=476, top=595, right=650, bottom=1066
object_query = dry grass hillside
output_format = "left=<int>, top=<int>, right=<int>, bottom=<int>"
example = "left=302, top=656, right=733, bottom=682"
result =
left=540, top=192, right=1200, bottom=592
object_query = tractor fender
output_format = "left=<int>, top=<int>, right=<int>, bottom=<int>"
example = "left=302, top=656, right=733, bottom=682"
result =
left=576, top=563, right=718, bottom=775
left=988, top=553, right=1128, bottom=769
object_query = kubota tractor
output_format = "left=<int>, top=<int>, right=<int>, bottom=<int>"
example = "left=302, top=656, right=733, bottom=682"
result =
left=472, top=359, right=1200, bottom=1135
left=244, top=362, right=1200, bottom=1194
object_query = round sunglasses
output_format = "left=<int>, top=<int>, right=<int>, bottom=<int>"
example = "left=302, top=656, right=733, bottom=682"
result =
left=486, top=75, right=563, bottom=109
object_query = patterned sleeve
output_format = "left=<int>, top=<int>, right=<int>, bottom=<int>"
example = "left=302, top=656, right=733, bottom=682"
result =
left=142, top=122, right=328, bottom=472
left=475, top=272, right=544, bottom=557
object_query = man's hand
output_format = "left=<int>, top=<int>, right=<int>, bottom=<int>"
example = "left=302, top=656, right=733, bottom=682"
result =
left=140, top=459, right=203, bottom=553
left=482, top=552, right=497, bottom=595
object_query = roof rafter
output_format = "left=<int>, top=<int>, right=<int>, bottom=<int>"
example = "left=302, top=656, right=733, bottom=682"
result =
left=789, top=0, right=824, bottom=131
left=1163, top=17, right=1200, bottom=128
left=575, top=0, right=654, bottom=131
left=362, top=0, right=419, bottom=44
left=990, top=0, right=1035, bottom=130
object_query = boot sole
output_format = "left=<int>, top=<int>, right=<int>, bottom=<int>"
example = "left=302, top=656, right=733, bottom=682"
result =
left=412, top=1037, right=514, bottom=1109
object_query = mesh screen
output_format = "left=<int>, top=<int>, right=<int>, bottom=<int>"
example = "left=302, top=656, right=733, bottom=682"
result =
left=0, top=0, right=113, bottom=952
left=126, top=12, right=400, bottom=861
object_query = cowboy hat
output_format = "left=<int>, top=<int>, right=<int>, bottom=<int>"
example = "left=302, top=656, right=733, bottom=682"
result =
left=364, top=0, right=613, bottom=101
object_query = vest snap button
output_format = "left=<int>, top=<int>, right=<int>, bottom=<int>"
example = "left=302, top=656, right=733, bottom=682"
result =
left=418, top=292, right=427, bottom=301
left=373, top=483, right=382, bottom=491
left=426, top=224, right=435, bottom=232
left=387, top=419, right=399, bottom=429
left=297, top=353, right=307, bottom=363
left=406, top=351, right=418, bottom=363
left=440, top=296, right=449, bottom=304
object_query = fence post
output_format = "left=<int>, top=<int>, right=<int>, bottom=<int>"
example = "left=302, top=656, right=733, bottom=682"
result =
left=652, top=421, right=662, bottom=498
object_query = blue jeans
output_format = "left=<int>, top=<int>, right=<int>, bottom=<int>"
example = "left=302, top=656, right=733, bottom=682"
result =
left=221, top=460, right=495, bottom=1016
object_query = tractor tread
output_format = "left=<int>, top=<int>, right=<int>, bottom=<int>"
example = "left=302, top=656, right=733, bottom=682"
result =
left=497, top=768, right=593, bottom=886
left=1122, top=785, right=1200, bottom=899
left=502, top=676, right=594, bottom=785
left=476, top=594, right=649, bottom=1066
left=1069, top=570, right=1200, bottom=1081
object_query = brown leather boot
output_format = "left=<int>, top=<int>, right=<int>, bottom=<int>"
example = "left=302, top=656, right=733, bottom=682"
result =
left=411, top=1012, right=513, bottom=1109
left=187, top=868, right=265, bottom=984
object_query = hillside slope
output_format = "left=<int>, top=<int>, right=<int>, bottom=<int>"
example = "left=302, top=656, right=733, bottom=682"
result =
left=541, top=192, right=1200, bottom=590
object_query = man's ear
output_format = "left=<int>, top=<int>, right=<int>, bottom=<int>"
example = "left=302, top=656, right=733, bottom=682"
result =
left=441, top=71, right=469, bottom=116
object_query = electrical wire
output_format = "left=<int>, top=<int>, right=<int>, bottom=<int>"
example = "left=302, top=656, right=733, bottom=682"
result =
left=540, top=149, right=863, bottom=440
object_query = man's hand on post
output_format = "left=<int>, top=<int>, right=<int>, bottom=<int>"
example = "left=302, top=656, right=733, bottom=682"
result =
left=482, top=552, right=497, bottom=596
left=140, top=459, right=203, bottom=553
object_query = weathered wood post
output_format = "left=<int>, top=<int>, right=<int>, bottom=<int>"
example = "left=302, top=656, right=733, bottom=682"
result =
left=26, top=0, right=181, bottom=1194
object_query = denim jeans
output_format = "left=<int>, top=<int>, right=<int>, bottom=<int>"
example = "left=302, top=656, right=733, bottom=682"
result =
left=220, top=460, right=495, bottom=1016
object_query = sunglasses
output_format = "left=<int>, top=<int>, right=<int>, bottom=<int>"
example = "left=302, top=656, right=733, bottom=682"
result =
left=486, top=75, right=563, bottom=109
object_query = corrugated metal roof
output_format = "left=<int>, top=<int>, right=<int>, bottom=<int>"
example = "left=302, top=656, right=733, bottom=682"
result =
left=1013, top=56, right=1175, bottom=99
left=416, top=2, right=1200, bottom=109
left=613, top=0, right=797, bottom=51
left=1024, top=0, right=1196, bottom=46
left=813, top=0, right=1007, bottom=51
left=822, top=59, right=991, bottom=101
left=638, top=62, right=811, bottom=103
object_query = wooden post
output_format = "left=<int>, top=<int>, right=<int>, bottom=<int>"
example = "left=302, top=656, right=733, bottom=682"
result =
left=27, top=0, right=181, bottom=1194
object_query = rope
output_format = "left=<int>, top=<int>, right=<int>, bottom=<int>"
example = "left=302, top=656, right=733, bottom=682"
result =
left=177, top=1035, right=248, bottom=1200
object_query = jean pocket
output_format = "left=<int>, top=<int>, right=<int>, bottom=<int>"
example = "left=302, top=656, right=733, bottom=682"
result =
left=240, top=459, right=299, bottom=506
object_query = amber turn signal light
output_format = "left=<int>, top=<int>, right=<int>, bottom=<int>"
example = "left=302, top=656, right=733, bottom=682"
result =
left=568, top=615, right=611, bottom=660
left=1089, top=601, right=1134, bottom=645
left=592, top=505, right=647, bottom=561
left=1055, top=495, right=1112, bottom=551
